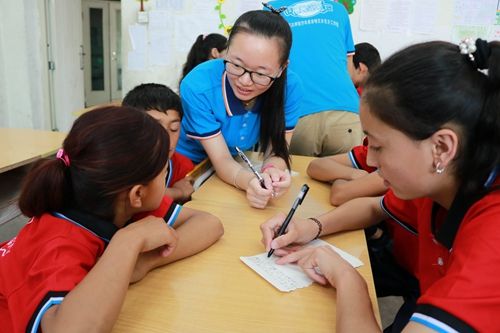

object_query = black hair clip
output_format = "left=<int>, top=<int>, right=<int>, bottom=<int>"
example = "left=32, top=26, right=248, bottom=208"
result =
left=262, top=2, right=287, bottom=14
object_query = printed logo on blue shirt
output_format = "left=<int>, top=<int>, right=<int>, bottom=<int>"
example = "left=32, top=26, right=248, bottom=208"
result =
left=283, top=1, right=333, bottom=18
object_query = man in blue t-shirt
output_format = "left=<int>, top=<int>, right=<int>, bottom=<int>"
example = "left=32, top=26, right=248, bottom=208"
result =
left=266, top=0, right=361, bottom=156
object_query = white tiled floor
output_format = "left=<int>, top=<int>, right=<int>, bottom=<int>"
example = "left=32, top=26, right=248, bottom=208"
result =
left=0, top=215, right=28, bottom=243
left=379, top=296, right=404, bottom=329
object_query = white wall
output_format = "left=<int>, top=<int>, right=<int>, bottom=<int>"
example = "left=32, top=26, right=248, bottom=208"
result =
left=349, top=1, right=452, bottom=60
left=121, top=0, right=262, bottom=95
left=349, top=1, right=499, bottom=60
left=1, top=0, right=496, bottom=130
left=121, top=0, right=499, bottom=94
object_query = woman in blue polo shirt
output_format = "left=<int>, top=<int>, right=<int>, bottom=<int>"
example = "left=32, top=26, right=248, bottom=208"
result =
left=176, top=9, right=302, bottom=209
left=260, top=39, right=500, bottom=332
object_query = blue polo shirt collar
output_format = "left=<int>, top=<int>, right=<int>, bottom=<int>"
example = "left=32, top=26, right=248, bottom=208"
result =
left=222, top=72, right=261, bottom=116
left=53, top=209, right=118, bottom=243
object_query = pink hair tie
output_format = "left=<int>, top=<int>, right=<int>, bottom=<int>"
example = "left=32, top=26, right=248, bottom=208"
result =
left=56, top=148, right=70, bottom=167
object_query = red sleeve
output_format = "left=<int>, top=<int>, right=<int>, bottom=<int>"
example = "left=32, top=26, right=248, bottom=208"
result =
left=169, top=152, right=195, bottom=186
left=8, top=237, right=97, bottom=333
left=348, top=144, right=377, bottom=173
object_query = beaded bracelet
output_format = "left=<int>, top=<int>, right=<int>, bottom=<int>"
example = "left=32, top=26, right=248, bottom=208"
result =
left=308, top=217, right=323, bottom=240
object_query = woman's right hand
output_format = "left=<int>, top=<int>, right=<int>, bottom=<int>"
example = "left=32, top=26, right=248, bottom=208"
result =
left=246, top=176, right=273, bottom=209
left=123, top=216, right=178, bottom=257
left=260, top=212, right=319, bottom=256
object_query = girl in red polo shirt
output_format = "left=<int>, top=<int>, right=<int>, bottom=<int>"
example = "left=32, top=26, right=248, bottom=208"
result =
left=261, top=39, right=500, bottom=332
left=0, top=106, right=223, bottom=333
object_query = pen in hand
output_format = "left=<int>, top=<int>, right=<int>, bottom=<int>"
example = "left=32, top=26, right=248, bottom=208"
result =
left=267, top=184, right=310, bottom=258
left=235, top=147, right=267, bottom=189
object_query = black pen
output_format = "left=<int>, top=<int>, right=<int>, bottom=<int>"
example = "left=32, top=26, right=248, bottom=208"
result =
left=235, top=146, right=266, bottom=189
left=267, top=184, right=310, bottom=257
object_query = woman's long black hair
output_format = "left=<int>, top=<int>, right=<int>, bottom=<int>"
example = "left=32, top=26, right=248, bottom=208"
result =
left=228, top=10, right=293, bottom=169
left=363, top=40, right=500, bottom=199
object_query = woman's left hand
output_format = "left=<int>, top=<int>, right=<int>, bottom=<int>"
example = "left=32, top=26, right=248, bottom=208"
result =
left=276, top=245, right=356, bottom=287
left=262, top=166, right=291, bottom=198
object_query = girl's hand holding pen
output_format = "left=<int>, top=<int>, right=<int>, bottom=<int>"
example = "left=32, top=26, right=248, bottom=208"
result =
left=247, top=174, right=273, bottom=209
left=262, top=167, right=291, bottom=198
left=260, top=212, right=319, bottom=256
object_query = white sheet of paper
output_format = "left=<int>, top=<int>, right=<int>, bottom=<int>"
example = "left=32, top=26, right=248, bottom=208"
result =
left=360, top=0, right=387, bottom=31
left=454, top=0, right=497, bottom=26
left=128, top=24, right=147, bottom=52
left=240, top=239, right=363, bottom=292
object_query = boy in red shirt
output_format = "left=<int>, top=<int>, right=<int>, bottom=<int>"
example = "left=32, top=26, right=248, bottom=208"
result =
left=123, top=83, right=195, bottom=203
left=348, top=42, right=381, bottom=96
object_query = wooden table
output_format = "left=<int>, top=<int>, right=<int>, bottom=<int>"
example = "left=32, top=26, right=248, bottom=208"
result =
left=0, top=128, right=67, bottom=173
left=0, top=128, right=66, bottom=227
left=112, top=155, right=380, bottom=332
left=191, top=155, right=333, bottom=215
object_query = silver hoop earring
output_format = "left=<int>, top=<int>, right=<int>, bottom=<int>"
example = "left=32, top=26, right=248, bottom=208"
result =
left=435, top=162, right=445, bottom=174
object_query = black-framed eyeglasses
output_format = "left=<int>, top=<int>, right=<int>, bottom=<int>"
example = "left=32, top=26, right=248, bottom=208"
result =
left=223, top=60, right=279, bottom=86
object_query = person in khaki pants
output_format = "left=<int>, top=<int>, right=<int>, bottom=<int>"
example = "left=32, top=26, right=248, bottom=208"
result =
left=266, top=0, right=362, bottom=156
left=290, top=110, right=363, bottom=157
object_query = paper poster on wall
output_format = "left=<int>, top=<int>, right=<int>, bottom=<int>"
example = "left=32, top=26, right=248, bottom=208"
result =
left=490, top=25, right=500, bottom=39
left=174, top=17, right=204, bottom=53
left=193, top=1, right=221, bottom=37
left=454, top=0, right=497, bottom=26
left=149, top=10, right=169, bottom=29
left=496, top=0, right=500, bottom=25
left=127, top=51, right=146, bottom=70
left=238, top=0, right=261, bottom=14
left=149, top=49, right=171, bottom=66
left=129, top=24, right=147, bottom=52
left=490, top=0, right=500, bottom=37
left=410, top=0, right=438, bottom=34
left=452, top=25, right=489, bottom=42
left=149, top=29, right=169, bottom=53
left=150, top=29, right=172, bottom=66
left=148, top=9, right=172, bottom=66
left=359, top=0, right=387, bottom=31
left=385, top=0, right=411, bottom=33
left=156, top=0, right=183, bottom=11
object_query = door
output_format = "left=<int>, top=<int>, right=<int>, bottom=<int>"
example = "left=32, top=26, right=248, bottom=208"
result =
left=109, top=2, right=122, bottom=100
left=45, top=0, right=86, bottom=131
left=82, top=0, right=122, bottom=106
